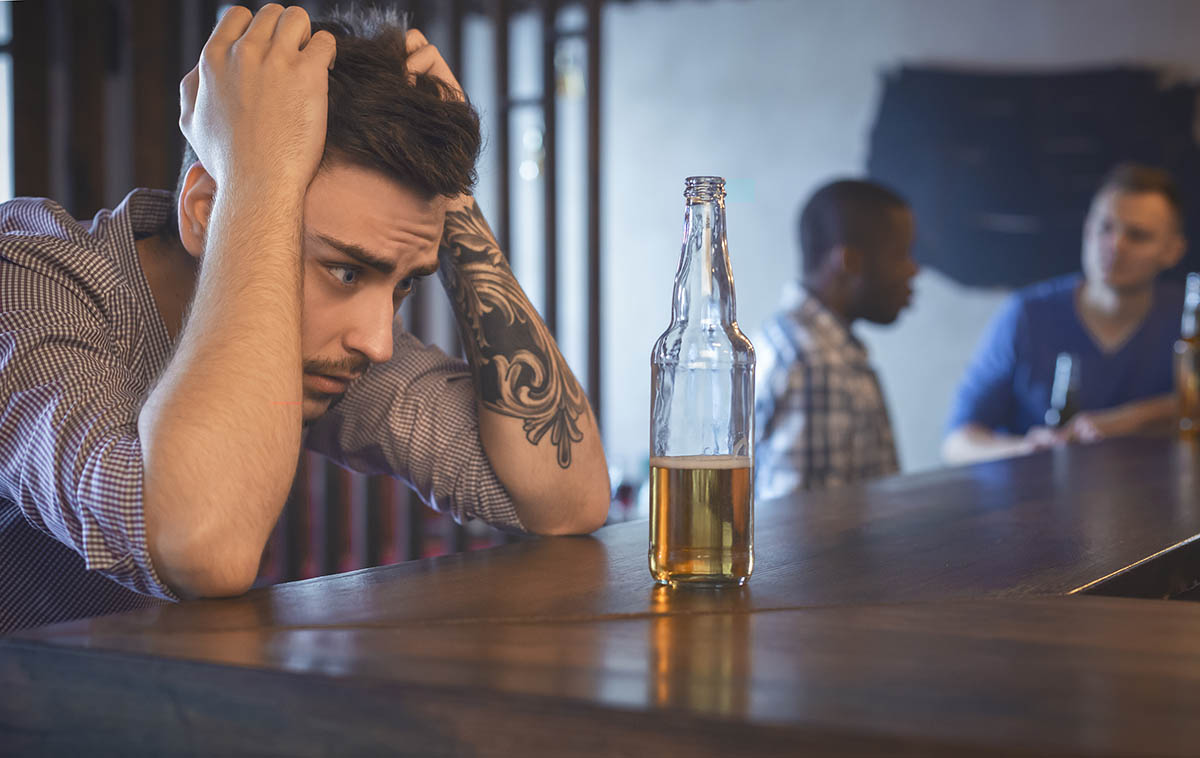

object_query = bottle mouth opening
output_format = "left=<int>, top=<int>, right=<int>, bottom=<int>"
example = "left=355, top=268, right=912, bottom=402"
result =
left=685, top=176, right=726, bottom=201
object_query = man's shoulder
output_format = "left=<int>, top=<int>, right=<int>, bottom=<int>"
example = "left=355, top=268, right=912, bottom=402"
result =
left=983, top=274, right=1080, bottom=339
left=1011, top=273, right=1079, bottom=311
left=0, top=196, right=89, bottom=239
left=0, top=196, right=126, bottom=308
left=0, top=196, right=103, bottom=266
left=757, top=305, right=841, bottom=369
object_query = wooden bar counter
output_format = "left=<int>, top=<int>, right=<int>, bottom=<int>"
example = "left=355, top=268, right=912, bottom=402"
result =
left=4, top=436, right=1200, bottom=756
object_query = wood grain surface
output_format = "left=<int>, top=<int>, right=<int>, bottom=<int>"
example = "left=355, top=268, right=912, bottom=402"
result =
left=4, top=436, right=1200, bottom=756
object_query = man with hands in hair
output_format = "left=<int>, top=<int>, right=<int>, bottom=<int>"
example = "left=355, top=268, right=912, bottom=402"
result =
left=0, top=5, right=608, bottom=633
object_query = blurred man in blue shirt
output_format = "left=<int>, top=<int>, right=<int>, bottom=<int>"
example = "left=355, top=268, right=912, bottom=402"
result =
left=943, top=163, right=1186, bottom=463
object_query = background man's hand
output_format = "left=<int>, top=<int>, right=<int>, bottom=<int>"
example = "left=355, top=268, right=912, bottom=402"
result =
left=1022, top=425, right=1067, bottom=453
left=179, top=4, right=336, bottom=193
left=1065, top=409, right=1130, bottom=443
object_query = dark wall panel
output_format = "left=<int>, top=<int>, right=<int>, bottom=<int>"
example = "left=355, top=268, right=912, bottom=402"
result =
left=868, top=66, right=1200, bottom=288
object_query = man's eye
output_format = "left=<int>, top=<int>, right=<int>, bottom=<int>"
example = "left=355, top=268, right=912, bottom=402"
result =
left=397, top=277, right=416, bottom=295
left=329, top=266, right=359, bottom=286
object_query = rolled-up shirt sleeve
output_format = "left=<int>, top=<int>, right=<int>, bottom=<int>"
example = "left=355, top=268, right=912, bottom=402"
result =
left=0, top=290, right=177, bottom=601
left=304, top=324, right=524, bottom=532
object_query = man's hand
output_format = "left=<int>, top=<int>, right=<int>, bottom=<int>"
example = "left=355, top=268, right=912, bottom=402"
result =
left=179, top=4, right=336, bottom=192
left=1064, top=411, right=1117, bottom=443
left=1022, top=425, right=1068, bottom=453
left=1063, top=395, right=1179, bottom=443
left=943, top=423, right=1063, bottom=464
left=404, top=29, right=464, bottom=101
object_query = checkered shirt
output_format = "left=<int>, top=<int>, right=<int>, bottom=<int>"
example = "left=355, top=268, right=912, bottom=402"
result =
left=753, top=282, right=899, bottom=498
left=0, top=189, right=519, bottom=634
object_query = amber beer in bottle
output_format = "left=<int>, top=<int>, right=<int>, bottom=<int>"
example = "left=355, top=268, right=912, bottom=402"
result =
left=1177, top=273, right=1200, bottom=436
left=649, top=176, right=755, bottom=586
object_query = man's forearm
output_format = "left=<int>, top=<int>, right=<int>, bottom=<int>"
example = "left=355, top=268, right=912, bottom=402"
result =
left=437, top=196, right=608, bottom=534
left=138, top=184, right=305, bottom=597
left=1110, top=393, right=1178, bottom=435
left=942, top=423, right=1030, bottom=464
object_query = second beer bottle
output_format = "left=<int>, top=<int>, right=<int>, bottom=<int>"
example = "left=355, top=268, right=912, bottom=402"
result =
left=1177, top=272, right=1200, bottom=436
left=649, top=176, right=755, bottom=587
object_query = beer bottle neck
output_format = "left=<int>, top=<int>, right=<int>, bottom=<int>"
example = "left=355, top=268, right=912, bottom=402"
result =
left=1183, top=273, right=1200, bottom=340
left=671, top=178, right=737, bottom=329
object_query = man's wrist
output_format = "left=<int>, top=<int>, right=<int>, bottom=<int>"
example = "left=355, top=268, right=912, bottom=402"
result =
left=206, top=179, right=307, bottom=259
left=220, top=170, right=308, bottom=210
left=444, top=193, right=474, bottom=215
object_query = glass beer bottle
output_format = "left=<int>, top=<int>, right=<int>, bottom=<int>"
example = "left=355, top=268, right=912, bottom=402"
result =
left=1044, top=352, right=1080, bottom=429
left=649, top=176, right=755, bottom=587
left=1176, top=272, right=1200, bottom=437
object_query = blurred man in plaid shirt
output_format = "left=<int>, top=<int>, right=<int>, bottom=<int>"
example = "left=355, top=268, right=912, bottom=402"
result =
left=754, top=179, right=918, bottom=497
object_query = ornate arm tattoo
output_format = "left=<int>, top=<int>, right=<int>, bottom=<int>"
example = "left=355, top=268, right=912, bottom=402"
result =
left=438, top=198, right=589, bottom=469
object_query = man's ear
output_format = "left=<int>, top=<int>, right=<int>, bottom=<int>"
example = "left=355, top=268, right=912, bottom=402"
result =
left=177, top=161, right=215, bottom=259
left=1164, top=232, right=1188, bottom=271
left=838, top=244, right=865, bottom=277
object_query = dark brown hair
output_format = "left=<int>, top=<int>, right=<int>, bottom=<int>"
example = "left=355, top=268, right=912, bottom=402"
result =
left=798, top=179, right=909, bottom=275
left=173, top=7, right=481, bottom=233
left=1096, top=162, right=1183, bottom=229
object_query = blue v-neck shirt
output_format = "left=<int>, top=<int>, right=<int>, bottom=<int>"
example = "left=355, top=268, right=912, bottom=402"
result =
left=947, top=274, right=1185, bottom=436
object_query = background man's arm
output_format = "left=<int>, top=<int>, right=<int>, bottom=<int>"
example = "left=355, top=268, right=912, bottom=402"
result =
left=1066, top=393, right=1178, bottom=441
left=438, top=196, right=609, bottom=534
left=945, top=390, right=1178, bottom=464
left=941, top=423, right=1057, bottom=464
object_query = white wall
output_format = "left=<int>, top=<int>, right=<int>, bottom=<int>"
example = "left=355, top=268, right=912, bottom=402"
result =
left=599, top=0, right=1200, bottom=480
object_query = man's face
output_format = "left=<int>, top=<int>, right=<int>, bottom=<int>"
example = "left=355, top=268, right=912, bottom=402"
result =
left=299, top=162, right=445, bottom=419
left=1082, top=189, right=1183, bottom=293
left=856, top=207, right=919, bottom=325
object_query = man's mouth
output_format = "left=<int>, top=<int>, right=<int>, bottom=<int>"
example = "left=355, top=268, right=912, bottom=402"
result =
left=304, top=373, right=353, bottom=395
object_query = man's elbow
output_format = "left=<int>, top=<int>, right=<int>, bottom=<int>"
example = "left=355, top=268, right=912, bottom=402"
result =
left=148, top=523, right=262, bottom=599
left=519, top=483, right=610, bottom=536
left=563, top=488, right=610, bottom=534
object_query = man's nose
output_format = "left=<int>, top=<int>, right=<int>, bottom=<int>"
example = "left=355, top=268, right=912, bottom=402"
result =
left=344, top=299, right=395, bottom=365
left=1113, top=229, right=1131, bottom=252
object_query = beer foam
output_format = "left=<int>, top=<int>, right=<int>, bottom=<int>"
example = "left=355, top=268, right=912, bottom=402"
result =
left=650, top=454, right=752, bottom=470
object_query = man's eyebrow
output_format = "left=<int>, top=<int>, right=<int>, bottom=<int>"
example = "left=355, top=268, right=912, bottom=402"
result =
left=312, top=233, right=396, bottom=276
left=408, top=262, right=440, bottom=279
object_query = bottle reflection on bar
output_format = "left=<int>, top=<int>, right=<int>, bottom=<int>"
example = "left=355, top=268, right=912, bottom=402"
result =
left=1176, top=273, right=1200, bottom=437
left=648, top=586, right=750, bottom=715
left=1044, top=352, right=1080, bottom=429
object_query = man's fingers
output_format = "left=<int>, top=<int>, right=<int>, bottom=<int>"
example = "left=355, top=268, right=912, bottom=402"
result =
left=271, top=5, right=312, bottom=51
left=406, top=45, right=440, bottom=76
left=404, top=28, right=429, bottom=53
left=178, top=65, right=199, bottom=128
left=179, top=65, right=199, bottom=104
left=207, top=4, right=253, bottom=49
left=302, top=29, right=337, bottom=70
left=406, top=44, right=464, bottom=100
left=240, top=3, right=286, bottom=47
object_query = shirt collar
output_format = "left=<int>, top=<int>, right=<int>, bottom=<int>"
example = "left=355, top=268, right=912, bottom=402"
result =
left=779, top=280, right=869, bottom=361
left=101, top=189, right=177, bottom=368
left=118, top=188, right=175, bottom=239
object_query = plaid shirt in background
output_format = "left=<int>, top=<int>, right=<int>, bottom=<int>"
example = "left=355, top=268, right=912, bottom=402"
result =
left=754, top=282, right=900, bottom=498
left=0, top=190, right=520, bottom=634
